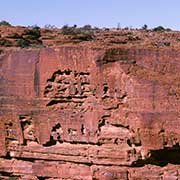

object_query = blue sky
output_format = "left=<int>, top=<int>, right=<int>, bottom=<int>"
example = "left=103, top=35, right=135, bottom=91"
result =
left=0, top=0, right=180, bottom=29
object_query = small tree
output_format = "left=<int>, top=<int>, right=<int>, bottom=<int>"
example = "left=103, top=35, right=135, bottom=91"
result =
left=142, top=24, right=148, bottom=30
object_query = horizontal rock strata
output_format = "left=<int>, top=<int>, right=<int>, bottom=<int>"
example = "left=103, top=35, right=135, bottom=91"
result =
left=0, top=46, right=180, bottom=179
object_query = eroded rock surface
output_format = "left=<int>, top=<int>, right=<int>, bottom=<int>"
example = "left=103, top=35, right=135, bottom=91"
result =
left=0, top=46, right=180, bottom=179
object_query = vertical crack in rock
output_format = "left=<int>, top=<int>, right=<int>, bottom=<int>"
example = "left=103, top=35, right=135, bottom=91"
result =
left=34, top=52, right=40, bottom=97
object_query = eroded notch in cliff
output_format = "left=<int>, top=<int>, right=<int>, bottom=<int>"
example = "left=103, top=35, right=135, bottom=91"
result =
left=46, top=69, right=72, bottom=82
left=19, top=115, right=38, bottom=145
left=43, top=123, right=63, bottom=147
left=44, top=69, right=92, bottom=108
left=132, top=145, right=180, bottom=167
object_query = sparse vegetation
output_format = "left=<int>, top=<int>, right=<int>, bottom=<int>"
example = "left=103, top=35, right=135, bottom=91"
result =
left=61, top=25, right=95, bottom=41
left=31, top=44, right=45, bottom=48
left=44, top=24, right=56, bottom=29
left=0, top=38, right=12, bottom=47
left=7, top=33, right=21, bottom=39
left=21, top=26, right=43, bottom=47
left=28, top=25, right=40, bottom=29
left=24, top=27, right=41, bottom=40
left=0, top=23, right=178, bottom=48
left=61, top=25, right=78, bottom=35
left=142, top=24, right=148, bottom=30
left=152, top=41, right=171, bottom=47
left=0, top=20, right=11, bottom=26
left=153, top=26, right=171, bottom=32
left=153, top=26, right=165, bottom=32
left=82, top=24, right=92, bottom=31
left=17, top=38, right=30, bottom=48
left=8, top=177, right=18, bottom=180
left=128, top=35, right=141, bottom=41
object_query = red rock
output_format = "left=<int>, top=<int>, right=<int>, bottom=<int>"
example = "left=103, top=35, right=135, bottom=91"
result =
left=0, top=41, right=180, bottom=179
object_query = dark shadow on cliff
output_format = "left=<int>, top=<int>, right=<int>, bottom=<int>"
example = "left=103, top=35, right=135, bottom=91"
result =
left=132, top=144, right=180, bottom=167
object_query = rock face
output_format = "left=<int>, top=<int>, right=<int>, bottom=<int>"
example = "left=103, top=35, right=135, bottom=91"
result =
left=0, top=46, right=180, bottom=180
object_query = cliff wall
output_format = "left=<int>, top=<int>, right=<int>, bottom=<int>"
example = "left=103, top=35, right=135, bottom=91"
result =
left=0, top=46, right=180, bottom=180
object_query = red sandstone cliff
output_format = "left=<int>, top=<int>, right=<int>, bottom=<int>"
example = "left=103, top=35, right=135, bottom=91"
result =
left=0, top=26, right=180, bottom=180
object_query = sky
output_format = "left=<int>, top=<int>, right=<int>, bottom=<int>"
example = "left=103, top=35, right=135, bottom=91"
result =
left=0, top=0, right=180, bottom=30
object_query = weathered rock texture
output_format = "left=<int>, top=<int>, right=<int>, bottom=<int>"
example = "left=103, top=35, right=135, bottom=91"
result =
left=0, top=45, right=180, bottom=180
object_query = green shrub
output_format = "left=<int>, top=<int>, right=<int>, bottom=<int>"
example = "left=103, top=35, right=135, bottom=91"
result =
left=166, top=28, right=172, bottom=31
left=82, top=24, right=92, bottom=30
left=31, top=44, right=45, bottom=48
left=153, top=26, right=172, bottom=32
left=61, top=25, right=78, bottom=35
left=0, top=20, right=11, bottom=26
left=8, top=33, right=21, bottom=39
left=26, top=27, right=41, bottom=39
left=61, top=25, right=95, bottom=41
left=79, top=33, right=94, bottom=41
left=9, top=177, right=18, bottom=180
left=17, top=38, right=30, bottom=48
left=153, top=26, right=165, bottom=32
left=22, top=27, right=42, bottom=46
left=23, top=26, right=41, bottom=41
left=72, top=31, right=95, bottom=41
left=0, top=38, right=12, bottom=46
